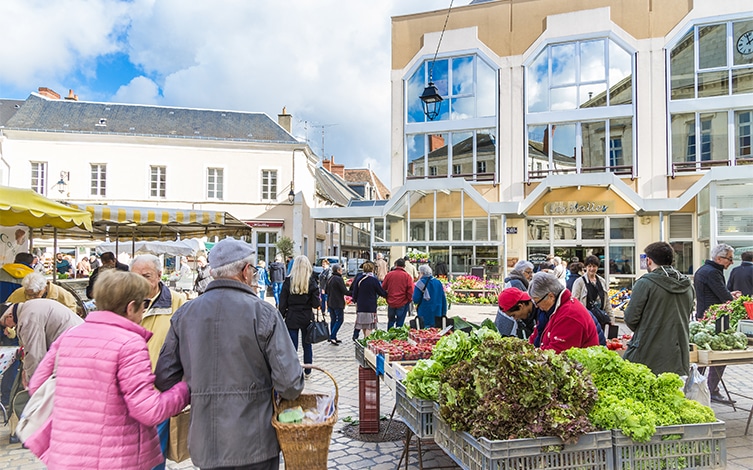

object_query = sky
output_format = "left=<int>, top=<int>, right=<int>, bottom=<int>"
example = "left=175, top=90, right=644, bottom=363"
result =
left=0, top=0, right=465, bottom=189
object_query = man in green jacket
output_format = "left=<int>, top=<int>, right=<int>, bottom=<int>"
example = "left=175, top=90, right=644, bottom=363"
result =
left=623, top=241, right=694, bottom=376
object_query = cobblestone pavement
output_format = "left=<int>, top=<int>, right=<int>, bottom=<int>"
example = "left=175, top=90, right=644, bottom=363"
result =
left=1, top=301, right=752, bottom=469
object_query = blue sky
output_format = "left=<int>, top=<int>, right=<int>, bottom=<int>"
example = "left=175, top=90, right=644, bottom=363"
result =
left=0, top=0, right=463, bottom=189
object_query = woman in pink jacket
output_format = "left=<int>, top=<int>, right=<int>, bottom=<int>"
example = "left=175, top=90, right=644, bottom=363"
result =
left=25, top=270, right=190, bottom=470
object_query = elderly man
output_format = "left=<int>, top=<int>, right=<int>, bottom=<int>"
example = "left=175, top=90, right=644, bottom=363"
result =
left=695, top=243, right=742, bottom=404
left=374, top=252, right=389, bottom=282
left=505, top=260, right=534, bottom=291
left=130, top=254, right=187, bottom=470
left=0, top=299, right=83, bottom=386
left=528, top=272, right=599, bottom=354
left=155, top=238, right=303, bottom=470
left=86, top=251, right=128, bottom=299
left=7, top=272, right=77, bottom=313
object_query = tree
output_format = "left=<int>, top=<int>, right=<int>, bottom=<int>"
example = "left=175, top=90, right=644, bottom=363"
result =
left=275, top=236, right=294, bottom=260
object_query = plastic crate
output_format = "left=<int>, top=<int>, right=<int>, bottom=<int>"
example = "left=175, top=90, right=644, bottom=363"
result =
left=354, top=341, right=366, bottom=368
left=434, top=412, right=613, bottom=470
left=612, top=421, right=726, bottom=470
left=358, top=366, right=380, bottom=434
left=395, top=381, right=435, bottom=438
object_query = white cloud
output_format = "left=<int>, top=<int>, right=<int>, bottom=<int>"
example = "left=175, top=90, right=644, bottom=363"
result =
left=1, top=0, right=465, bottom=189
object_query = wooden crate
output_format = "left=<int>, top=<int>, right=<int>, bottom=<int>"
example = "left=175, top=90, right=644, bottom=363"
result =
left=697, top=347, right=753, bottom=365
left=689, top=343, right=698, bottom=364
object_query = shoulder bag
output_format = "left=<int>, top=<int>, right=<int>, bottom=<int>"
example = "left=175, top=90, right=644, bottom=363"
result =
left=305, top=308, right=330, bottom=344
left=16, top=352, right=58, bottom=443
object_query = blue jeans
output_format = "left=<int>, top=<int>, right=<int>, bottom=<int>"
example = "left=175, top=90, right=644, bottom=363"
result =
left=329, top=308, right=344, bottom=341
left=288, top=328, right=312, bottom=374
left=258, top=284, right=266, bottom=299
left=320, top=293, right=328, bottom=313
left=387, top=303, right=410, bottom=330
left=273, top=282, right=283, bottom=306
left=151, top=418, right=169, bottom=470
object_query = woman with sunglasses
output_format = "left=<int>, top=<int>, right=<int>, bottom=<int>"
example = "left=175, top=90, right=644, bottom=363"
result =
left=24, top=270, right=189, bottom=470
left=527, top=272, right=599, bottom=354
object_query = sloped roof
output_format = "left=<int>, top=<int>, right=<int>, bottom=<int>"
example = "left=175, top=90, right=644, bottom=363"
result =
left=4, top=93, right=298, bottom=144
left=0, top=99, right=24, bottom=126
left=343, top=168, right=390, bottom=199
left=315, top=166, right=362, bottom=207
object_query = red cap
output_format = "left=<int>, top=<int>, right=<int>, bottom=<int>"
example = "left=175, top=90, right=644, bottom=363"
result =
left=498, top=288, right=531, bottom=311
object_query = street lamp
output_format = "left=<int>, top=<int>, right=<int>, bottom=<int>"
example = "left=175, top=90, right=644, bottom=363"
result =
left=54, top=171, right=70, bottom=195
left=420, top=0, right=454, bottom=121
left=288, top=182, right=295, bottom=204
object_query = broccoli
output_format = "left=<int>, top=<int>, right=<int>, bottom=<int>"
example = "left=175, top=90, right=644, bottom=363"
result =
left=689, top=321, right=705, bottom=336
left=692, top=331, right=713, bottom=350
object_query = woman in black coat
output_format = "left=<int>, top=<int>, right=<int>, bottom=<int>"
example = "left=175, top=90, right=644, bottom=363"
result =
left=279, top=255, right=320, bottom=376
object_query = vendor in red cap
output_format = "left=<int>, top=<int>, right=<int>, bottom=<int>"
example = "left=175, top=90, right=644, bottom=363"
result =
left=495, top=288, right=534, bottom=339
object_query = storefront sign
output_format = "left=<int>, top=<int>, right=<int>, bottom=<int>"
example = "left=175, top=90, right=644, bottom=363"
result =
left=543, top=201, right=610, bottom=215
left=244, top=220, right=284, bottom=228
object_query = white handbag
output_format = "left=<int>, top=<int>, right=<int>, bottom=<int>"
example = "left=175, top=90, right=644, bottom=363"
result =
left=16, top=354, right=58, bottom=444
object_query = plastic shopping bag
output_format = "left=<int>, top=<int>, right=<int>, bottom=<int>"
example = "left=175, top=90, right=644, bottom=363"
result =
left=683, top=363, right=711, bottom=408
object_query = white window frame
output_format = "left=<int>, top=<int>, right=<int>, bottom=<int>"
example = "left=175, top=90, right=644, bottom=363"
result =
left=150, top=165, right=167, bottom=198
left=207, top=167, right=224, bottom=200
left=261, top=169, right=278, bottom=201
left=91, top=163, right=106, bottom=197
left=31, top=161, right=47, bottom=195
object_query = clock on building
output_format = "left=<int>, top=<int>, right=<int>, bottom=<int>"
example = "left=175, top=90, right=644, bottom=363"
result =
left=738, top=30, right=753, bottom=55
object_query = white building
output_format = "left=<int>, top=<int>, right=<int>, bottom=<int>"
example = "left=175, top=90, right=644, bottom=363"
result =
left=0, top=89, right=346, bottom=262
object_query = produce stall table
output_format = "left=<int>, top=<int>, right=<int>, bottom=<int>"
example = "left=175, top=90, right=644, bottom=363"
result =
left=693, top=347, right=753, bottom=434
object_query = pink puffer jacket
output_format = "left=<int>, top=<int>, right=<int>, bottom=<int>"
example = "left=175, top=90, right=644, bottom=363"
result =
left=26, top=310, right=190, bottom=470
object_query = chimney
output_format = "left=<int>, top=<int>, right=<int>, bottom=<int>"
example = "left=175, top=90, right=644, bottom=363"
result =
left=38, top=87, right=61, bottom=100
left=278, top=107, right=292, bottom=133
left=323, top=156, right=345, bottom=178
left=64, top=89, right=78, bottom=101
left=429, top=134, right=445, bottom=151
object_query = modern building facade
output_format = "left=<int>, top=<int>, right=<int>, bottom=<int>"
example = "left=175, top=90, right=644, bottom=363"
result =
left=313, top=0, right=753, bottom=285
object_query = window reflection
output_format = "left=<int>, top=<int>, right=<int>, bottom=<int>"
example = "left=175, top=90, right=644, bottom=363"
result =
left=582, top=218, right=605, bottom=239
left=581, top=121, right=605, bottom=169
left=699, top=24, right=727, bottom=69
left=408, top=130, right=495, bottom=181
left=406, top=55, right=496, bottom=123
left=552, top=124, right=576, bottom=172
left=670, top=30, right=695, bottom=100
left=608, top=246, right=635, bottom=275
left=610, top=218, right=634, bottom=239
left=553, top=218, right=576, bottom=240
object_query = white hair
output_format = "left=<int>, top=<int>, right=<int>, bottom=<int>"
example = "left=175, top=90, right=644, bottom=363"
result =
left=528, top=272, right=564, bottom=301
left=418, top=264, right=433, bottom=276
left=211, top=254, right=256, bottom=279
left=711, top=243, right=733, bottom=260
left=513, top=260, right=534, bottom=272
left=22, top=272, right=47, bottom=293
left=131, top=254, right=162, bottom=274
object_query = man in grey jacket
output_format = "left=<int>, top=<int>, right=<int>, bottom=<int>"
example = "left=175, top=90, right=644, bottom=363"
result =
left=155, top=238, right=304, bottom=470
left=0, top=298, right=83, bottom=386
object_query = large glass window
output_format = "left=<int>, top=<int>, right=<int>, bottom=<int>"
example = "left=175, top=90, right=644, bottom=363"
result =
left=670, top=19, right=753, bottom=100
left=407, top=129, right=496, bottom=181
left=526, top=38, right=634, bottom=179
left=407, top=55, right=496, bottom=123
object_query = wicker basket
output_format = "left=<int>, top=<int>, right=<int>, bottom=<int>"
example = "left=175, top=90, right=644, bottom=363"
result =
left=271, top=365, right=339, bottom=470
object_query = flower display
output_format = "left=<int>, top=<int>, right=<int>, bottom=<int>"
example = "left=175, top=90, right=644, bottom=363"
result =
left=406, top=250, right=430, bottom=263
left=442, top=275, right=503, bottom=305
left=702, top=295, right=753, bottom=328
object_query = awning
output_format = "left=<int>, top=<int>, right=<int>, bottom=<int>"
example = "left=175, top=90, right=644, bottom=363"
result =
left=66, top=203, right=252, bottom=240
left=0, top=186, right=92, bottom=231
left=96, top=239, right=206, bottom=256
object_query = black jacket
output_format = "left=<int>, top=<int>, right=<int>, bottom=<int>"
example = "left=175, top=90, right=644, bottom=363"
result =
left=268, top=262, right=286, bottom=283
left=325, top=273, right=348, bottom=310
left=727, top=261, right=753, bottom=297
left=278, top=277, right=320, bottom=330
left=86, top=263, right=129, bottom=299
left=694, top=260, right=733, bottom=319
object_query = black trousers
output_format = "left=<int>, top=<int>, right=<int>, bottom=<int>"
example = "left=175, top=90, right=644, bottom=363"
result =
left=202, top=456, right=280, bottom=470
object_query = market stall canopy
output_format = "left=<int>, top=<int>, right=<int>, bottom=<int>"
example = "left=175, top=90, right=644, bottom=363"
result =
left=96, top=238, right=206, bottom=256
left=0, top=186, right=92, bottom=231
left=66, top=203, right=252, bottom=240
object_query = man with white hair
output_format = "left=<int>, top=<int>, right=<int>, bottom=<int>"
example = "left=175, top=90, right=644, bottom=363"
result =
left=6, top=272, right=77, bottom=313
left=374, top=252, right=389, bottom=282
left=505, top=260, right=534, bottom=291
left=155, top=238, right=303, bottom=470
left=130, top=254, right=187, bottom=470
left=0, top=299, right=83, bottom=386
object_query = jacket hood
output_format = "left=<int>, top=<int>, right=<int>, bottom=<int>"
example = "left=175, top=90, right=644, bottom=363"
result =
left=642, top=266, right=692, bottom=294
left=505, top=271, right=529, bottom=288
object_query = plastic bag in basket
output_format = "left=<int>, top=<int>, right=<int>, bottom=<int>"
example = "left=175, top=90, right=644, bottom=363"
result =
left=315, top=387, right=336, bottom=422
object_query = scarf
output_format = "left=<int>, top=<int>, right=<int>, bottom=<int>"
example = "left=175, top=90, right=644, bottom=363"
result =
left=415, top=276, right=432, bottom=302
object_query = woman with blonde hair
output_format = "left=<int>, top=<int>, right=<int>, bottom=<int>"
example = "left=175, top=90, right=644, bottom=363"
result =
left=24, top=270, right=189, bottom=469
left=279, top=255, right=320, bottom=377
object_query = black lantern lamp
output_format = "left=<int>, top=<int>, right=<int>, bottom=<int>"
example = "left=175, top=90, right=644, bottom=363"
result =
left=288, top=182, right=295, bottom=204
left=420, top=82, right=443, bottom=121
left=419, top=0, right=453, bottom=121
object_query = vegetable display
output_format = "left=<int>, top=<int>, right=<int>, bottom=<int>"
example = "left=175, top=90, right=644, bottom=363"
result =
left=701, top=295, right=752, bottom=329
left=438, top=337, right=597, bottom=444
left=689, top=321, right=748, bottom=351
left=565, top=347, right=715, bottom=442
